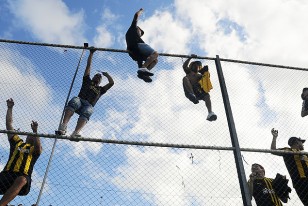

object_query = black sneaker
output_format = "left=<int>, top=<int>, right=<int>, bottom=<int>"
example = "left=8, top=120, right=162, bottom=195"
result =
left=137, top=73, right=152, bottom=83
left=137, top=68, right=154, bottom=76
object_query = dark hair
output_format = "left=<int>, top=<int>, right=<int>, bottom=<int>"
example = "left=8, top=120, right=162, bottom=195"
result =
left=190, top=61, right=202, bottom=72
left=252, top=163, right=265, bottom=174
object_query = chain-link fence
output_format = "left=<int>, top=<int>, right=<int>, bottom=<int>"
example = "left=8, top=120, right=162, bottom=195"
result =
left=0, top=39, right=307, bottom=205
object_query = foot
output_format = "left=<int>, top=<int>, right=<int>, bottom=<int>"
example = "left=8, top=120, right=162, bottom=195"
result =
left=70, top=131, right=81, bottom=142
left=206, top=112, right=217, bottom=121
left=137, top=73, right=152, bottom=83
left=56, top=123, right=67, bottom=135
left=137, top=68, right=154, bottom=76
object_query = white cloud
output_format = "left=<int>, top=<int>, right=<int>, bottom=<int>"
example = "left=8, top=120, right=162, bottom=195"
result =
left=8, top=0, right=86, bottom=45
left=93, top=8, right=118, bottom=48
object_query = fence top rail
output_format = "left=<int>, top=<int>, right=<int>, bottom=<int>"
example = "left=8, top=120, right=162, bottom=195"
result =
left=1, top=38, right=307, bottom=71
left=1, top=130, right=308, bottom=155
left=0, top=130, right=234, bottom=151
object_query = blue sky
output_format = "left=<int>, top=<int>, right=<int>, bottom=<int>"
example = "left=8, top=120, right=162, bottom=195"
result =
left=0, top=0, right=308, bottom=205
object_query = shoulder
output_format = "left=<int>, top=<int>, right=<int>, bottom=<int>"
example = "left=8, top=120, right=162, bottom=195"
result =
left=11, top=134, right=22, bottom=143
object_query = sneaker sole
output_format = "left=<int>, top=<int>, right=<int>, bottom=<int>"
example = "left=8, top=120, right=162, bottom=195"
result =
left=137, top=74, right=152, bottom=83
left=207, top=115, right=217, bottom=121
left=137, top=70, right=154, bottom=76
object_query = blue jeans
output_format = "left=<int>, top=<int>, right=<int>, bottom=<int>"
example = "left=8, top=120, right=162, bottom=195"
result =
left=66, top=97, right=94, bottom=121
left=137, top=43, right=155, bottom=60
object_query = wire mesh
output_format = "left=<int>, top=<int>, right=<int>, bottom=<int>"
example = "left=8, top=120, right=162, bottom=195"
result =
left=0, top=39, right=307, bottom=205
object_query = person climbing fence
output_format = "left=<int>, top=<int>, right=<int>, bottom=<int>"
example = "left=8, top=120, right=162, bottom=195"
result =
left=125, top=8, right=159, bottom=83
left=270, top=128, right=308, bottom=205
left=0, top=98, right=42, bottom=206
left=301, top=87, right=308, bottom=117
left=56, top=47, right=114, bottom=140
left=182, top=55, right=217, bottom=121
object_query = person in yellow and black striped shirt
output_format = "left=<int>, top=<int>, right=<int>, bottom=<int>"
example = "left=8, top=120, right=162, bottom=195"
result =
left=248, top=163, right=283, bottom=206
left=0, top=98, right=42, bottom=206
left=271, top=128, right=308, bottom=205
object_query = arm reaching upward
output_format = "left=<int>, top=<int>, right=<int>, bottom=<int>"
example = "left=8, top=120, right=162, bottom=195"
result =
left=30, top=121, right=42, bottom=155
left=271, top=128, right=278, bottom=150
left=134, top=8, right=143, bottom=22
left=84, top=47, right=96, bottom=77
left=102, top=72, right=114, bottom=90
left=6, top=98, right=14, bottom=140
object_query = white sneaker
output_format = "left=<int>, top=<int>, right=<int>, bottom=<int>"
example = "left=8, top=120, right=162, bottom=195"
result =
left=207, top=112, right=217, bottom=121
left=137, top=68, right=154, bottom=76
left=56, top=123, right=67, bottom=135
left=70, top=131, right=81, bottom=142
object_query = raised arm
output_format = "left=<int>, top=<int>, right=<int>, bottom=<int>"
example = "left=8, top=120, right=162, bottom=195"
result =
left=30, top=121, right=42, bottom=155
left=84, top=48, right=96, bottom=77
left=132, top=8, right=143, bottom=25
left=271, top=128, right=278, bottom=150
left=6, top=98, right=15, bottom=140
left=102, top=72, right=114, bottom=90
left=183, top=54, right=197, bottom=74
left=182, top=57, right=192, bottom=72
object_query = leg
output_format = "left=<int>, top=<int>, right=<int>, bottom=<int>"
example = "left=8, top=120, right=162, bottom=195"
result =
left=71, top=102, right=93, bottom=138
left=147, top=59, right=158, bottom=70
left=72, top=118, right=87, bottom=136
left=62, top=109, right=74, bottom=126
left=0, top=176, right=27, bottom=206
left=142, top=52, right=158, bottom=69
left=57, top=97, right=81, bottom=134
left=203, top=93, right=217, bottom=121
left=203, top=93, right=212, bottom=113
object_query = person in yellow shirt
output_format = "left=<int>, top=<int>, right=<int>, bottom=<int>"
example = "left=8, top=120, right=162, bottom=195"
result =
left=182, top=56, right=217, bottom=121
left=0, top=98, right=42, bottom=206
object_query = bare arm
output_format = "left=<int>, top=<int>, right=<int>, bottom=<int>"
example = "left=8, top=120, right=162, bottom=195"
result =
left=6, top=98, right=14, bottom=140
left=270, top=128, right=278, bottom=150
left=30, top=121, right=42, bottom=155
left=133, top=8, right=143, bottom=23
left=84, top=48, right=96, bottom=77
left=102, top=72, right=114, bottom=90
left=182, top=57, right=192, bottom=71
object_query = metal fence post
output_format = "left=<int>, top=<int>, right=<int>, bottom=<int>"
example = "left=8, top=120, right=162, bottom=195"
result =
left=214, top=55, right=252, bottom=206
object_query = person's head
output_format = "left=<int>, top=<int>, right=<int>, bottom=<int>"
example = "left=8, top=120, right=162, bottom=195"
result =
left=92, top=73, right=102, bottom=85
left=189, top=61, right=202, bottom=73
left=288, top=136, right=305, bottom=150
left=251, top=163, right=265, bottom=178
left=302, top=88, right=308, bottom=100
left=137, top=26, right=144, bottom=37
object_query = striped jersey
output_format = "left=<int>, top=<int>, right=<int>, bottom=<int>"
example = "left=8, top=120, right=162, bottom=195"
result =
left=250, top=178, right=282, bottom=206
left=3, top=135, right=40, bottom=176
left=279, top=148, right=308, bottom=183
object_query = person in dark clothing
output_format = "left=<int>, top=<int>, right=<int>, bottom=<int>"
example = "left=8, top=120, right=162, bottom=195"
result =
left=271, top=128, right=308, bottom=205
left=126, top=8, right=158, bottom=83
left=0, top=98, right=42, bottom=206
left=57, top=48, right=114, bottom=139
left=301, top=87, right=308, bottom=117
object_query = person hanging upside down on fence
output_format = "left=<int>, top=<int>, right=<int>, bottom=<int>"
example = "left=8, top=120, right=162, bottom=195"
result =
left=182, top=55, right=217, bottom=121
left=57, top=47, right=114, bottom=139
left=126, top=8, right=159, bottom=83
left=0, top=98, right=42, bottom=206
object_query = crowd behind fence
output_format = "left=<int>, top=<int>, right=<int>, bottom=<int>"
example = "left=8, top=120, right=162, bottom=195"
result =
left=0, top=39, right=307, bottom=205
